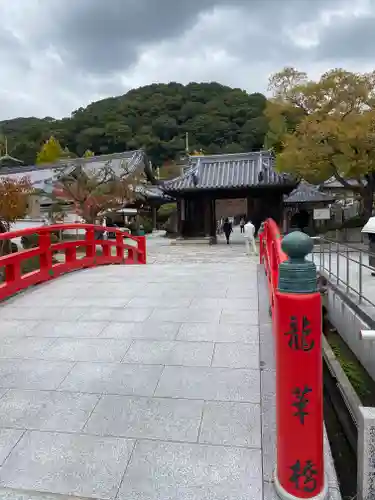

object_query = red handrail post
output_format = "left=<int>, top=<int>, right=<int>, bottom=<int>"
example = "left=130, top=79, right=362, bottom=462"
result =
left=273, top=231, right=327, bottom=500
left=259, top=221, right=265, bottom=264
left=137, top=236, right=146, bottom=264
left=65, top=245, right=77, bottom=264
left=39, top=232, right=53, bottom=278
left=85, top=228, right=95, bottom=259
left=116, top=232, right=125, bottom=261
left=5, top=257, right=21, bottom=285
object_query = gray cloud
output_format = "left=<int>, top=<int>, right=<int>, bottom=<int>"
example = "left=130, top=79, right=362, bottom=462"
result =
left=34, top=0, right=229, bottom=73
left=0, top=0, right=372, bottom=119
left=315, top=13, right=375, bottom=61
left=28, top=0, right=346, bottom=74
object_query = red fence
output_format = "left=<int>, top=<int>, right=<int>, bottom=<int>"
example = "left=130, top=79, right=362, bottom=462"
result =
left=260, top=219, right=327, bottom=500
left=259, top=218, right=288, bottom=318
left=0, top=224, right=146, bottom=301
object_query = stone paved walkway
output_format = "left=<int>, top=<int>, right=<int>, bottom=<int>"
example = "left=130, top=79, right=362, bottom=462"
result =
left=0, top=230, right=341, bottom=500
left=0, top=233, right=265, bottom=500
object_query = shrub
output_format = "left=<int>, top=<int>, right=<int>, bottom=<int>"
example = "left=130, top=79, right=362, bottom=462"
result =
left=21, top=256, right=41, bottom=275
left=139, top=217, right=153, bottom=234
left=21, top=234, right=39, bottom=249
left=164, top=209, right=177, bottom=235
left=21, top=255, right=59, bottom=275
left=21, top=233, right=59, bottom=249
left=157, top=203, right=176, bottom=225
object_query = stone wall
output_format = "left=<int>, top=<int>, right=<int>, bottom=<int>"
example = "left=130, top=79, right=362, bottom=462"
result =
left=325, top=227, right=365, bottom=243
left=327, top=287, right=375, bottom=381
left=26, top=195, right=41, bottom=218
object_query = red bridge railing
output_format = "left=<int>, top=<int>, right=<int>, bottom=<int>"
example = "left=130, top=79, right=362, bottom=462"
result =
left=0, top=224, right=146, bottom=301
left=259, top=218, right=288, bottom=318
left=259, top=219, right=327, bottom=500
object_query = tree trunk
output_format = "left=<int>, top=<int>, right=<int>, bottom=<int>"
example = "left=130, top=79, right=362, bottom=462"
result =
left=362, top=172, right=375, bottom=219
left=0, top=220, right=11, bottom=257
left=363, top=189, right=373, bottom=219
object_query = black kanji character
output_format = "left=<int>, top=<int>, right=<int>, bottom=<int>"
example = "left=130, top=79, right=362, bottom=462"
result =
left=285, top=316, right=299, bottom=349
left=292, top=385, right=312, bottom=425
left=289, top=459, right=317, bottom=493
left=284, top=316, right=315, bottom=351
left=301, top=316, right=314, bottom=351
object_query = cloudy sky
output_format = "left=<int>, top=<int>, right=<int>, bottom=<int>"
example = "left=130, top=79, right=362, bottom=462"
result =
left=0, top=0, right=374, bottom=120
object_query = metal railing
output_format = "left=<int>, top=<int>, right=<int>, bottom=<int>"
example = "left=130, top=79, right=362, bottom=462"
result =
left=311, top=235, right=375, bottom=308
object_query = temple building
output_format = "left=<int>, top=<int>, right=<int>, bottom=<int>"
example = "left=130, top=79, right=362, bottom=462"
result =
left=283, top=180, right=335, bottom=234
left=0, top=138, right=24, bottom=169
left=0, top=150, right=164, bottom=223
left=0, top=154, right=23, bottom=168
left=161, top=151, right=297, bottom=242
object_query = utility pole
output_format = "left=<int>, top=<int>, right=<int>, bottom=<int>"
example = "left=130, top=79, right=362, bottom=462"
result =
left=185, top=132, right=189, bottom=154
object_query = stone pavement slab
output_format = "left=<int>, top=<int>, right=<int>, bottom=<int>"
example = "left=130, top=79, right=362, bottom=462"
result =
left=24, top=321, right=109, bottom=338
left=122, top=339, right=214, bottom=366
left=42, top=338, right=132, bottom=362
left=155, top=365, right=260, bottom=402
left=100, top=320, right=180, bottom=340
left=199, top=401, right=261, bottom=447
left=0, top=390, right=99, bottom=432
left=85, top=395, right=204, bottom=441
left=212, top=342, right=259, bottom=369
left=0, top=431, right=135, bottom=499
left=0, top=429, right=24, bottom=467
left=177, top=322, right=259, bottom=343
left=0, top=360, right=74, bottom=391
left=118, top=440, right=262, bottom=500
left=59, top=362, right=163, bottom=395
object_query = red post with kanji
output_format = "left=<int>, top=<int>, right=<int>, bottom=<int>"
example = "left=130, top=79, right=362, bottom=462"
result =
left=273, top=231, right=327, bottom=500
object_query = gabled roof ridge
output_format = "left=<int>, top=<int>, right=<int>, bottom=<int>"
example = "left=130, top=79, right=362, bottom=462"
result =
left=163, top=158, right=200, bottom=186
left=162, top=151, right=295, bottom=191
left=188, top=150, right=273, bottom=160
left=0, top=149, right=146, bottom=176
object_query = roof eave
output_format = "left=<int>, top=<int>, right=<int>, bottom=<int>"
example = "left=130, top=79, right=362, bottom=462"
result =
left=163, top=182, right=298, bottom=194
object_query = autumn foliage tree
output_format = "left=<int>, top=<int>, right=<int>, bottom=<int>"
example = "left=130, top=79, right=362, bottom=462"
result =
left=36, top=136, right=73, bottom=164
left=266, top=67, right=375, bottom=216
left=54, top=162, right=138, bottom=224
left=0, top=176, right=32, bottom=254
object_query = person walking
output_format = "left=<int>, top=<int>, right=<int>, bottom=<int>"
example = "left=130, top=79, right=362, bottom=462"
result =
left=240, top=217, right=245, bottom=233
left=222, top=217, right=233, bottom=245
left=244, top=219, right=257, bottom=255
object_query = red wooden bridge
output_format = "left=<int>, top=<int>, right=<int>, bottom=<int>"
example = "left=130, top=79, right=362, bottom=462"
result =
left=0, top=224, right=146, bottom=301
left=0, top=222, right=338, bottom=500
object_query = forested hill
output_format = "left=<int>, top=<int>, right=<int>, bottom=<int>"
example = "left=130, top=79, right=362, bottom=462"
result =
left=0, top=82, right=269, bottom=166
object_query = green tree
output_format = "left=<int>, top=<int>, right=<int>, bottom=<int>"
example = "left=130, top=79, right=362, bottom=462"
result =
left=264, top=68, right=308, bottom=152
left=36, top=136, right=64, bottom=164
left=83, top=149, right=95, bottom=158
left=268, top=67, right=375, bottom=216
left=1, top=82, right=269, bottom=166
left=60, top=146, right=76, bottom=159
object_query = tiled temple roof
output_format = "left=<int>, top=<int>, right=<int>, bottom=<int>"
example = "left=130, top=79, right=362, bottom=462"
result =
left=0, top=150, right=153, bottom=194
left=162, top=151, right=295, bottom=192
left=284, top=181, right=335, bottom=204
